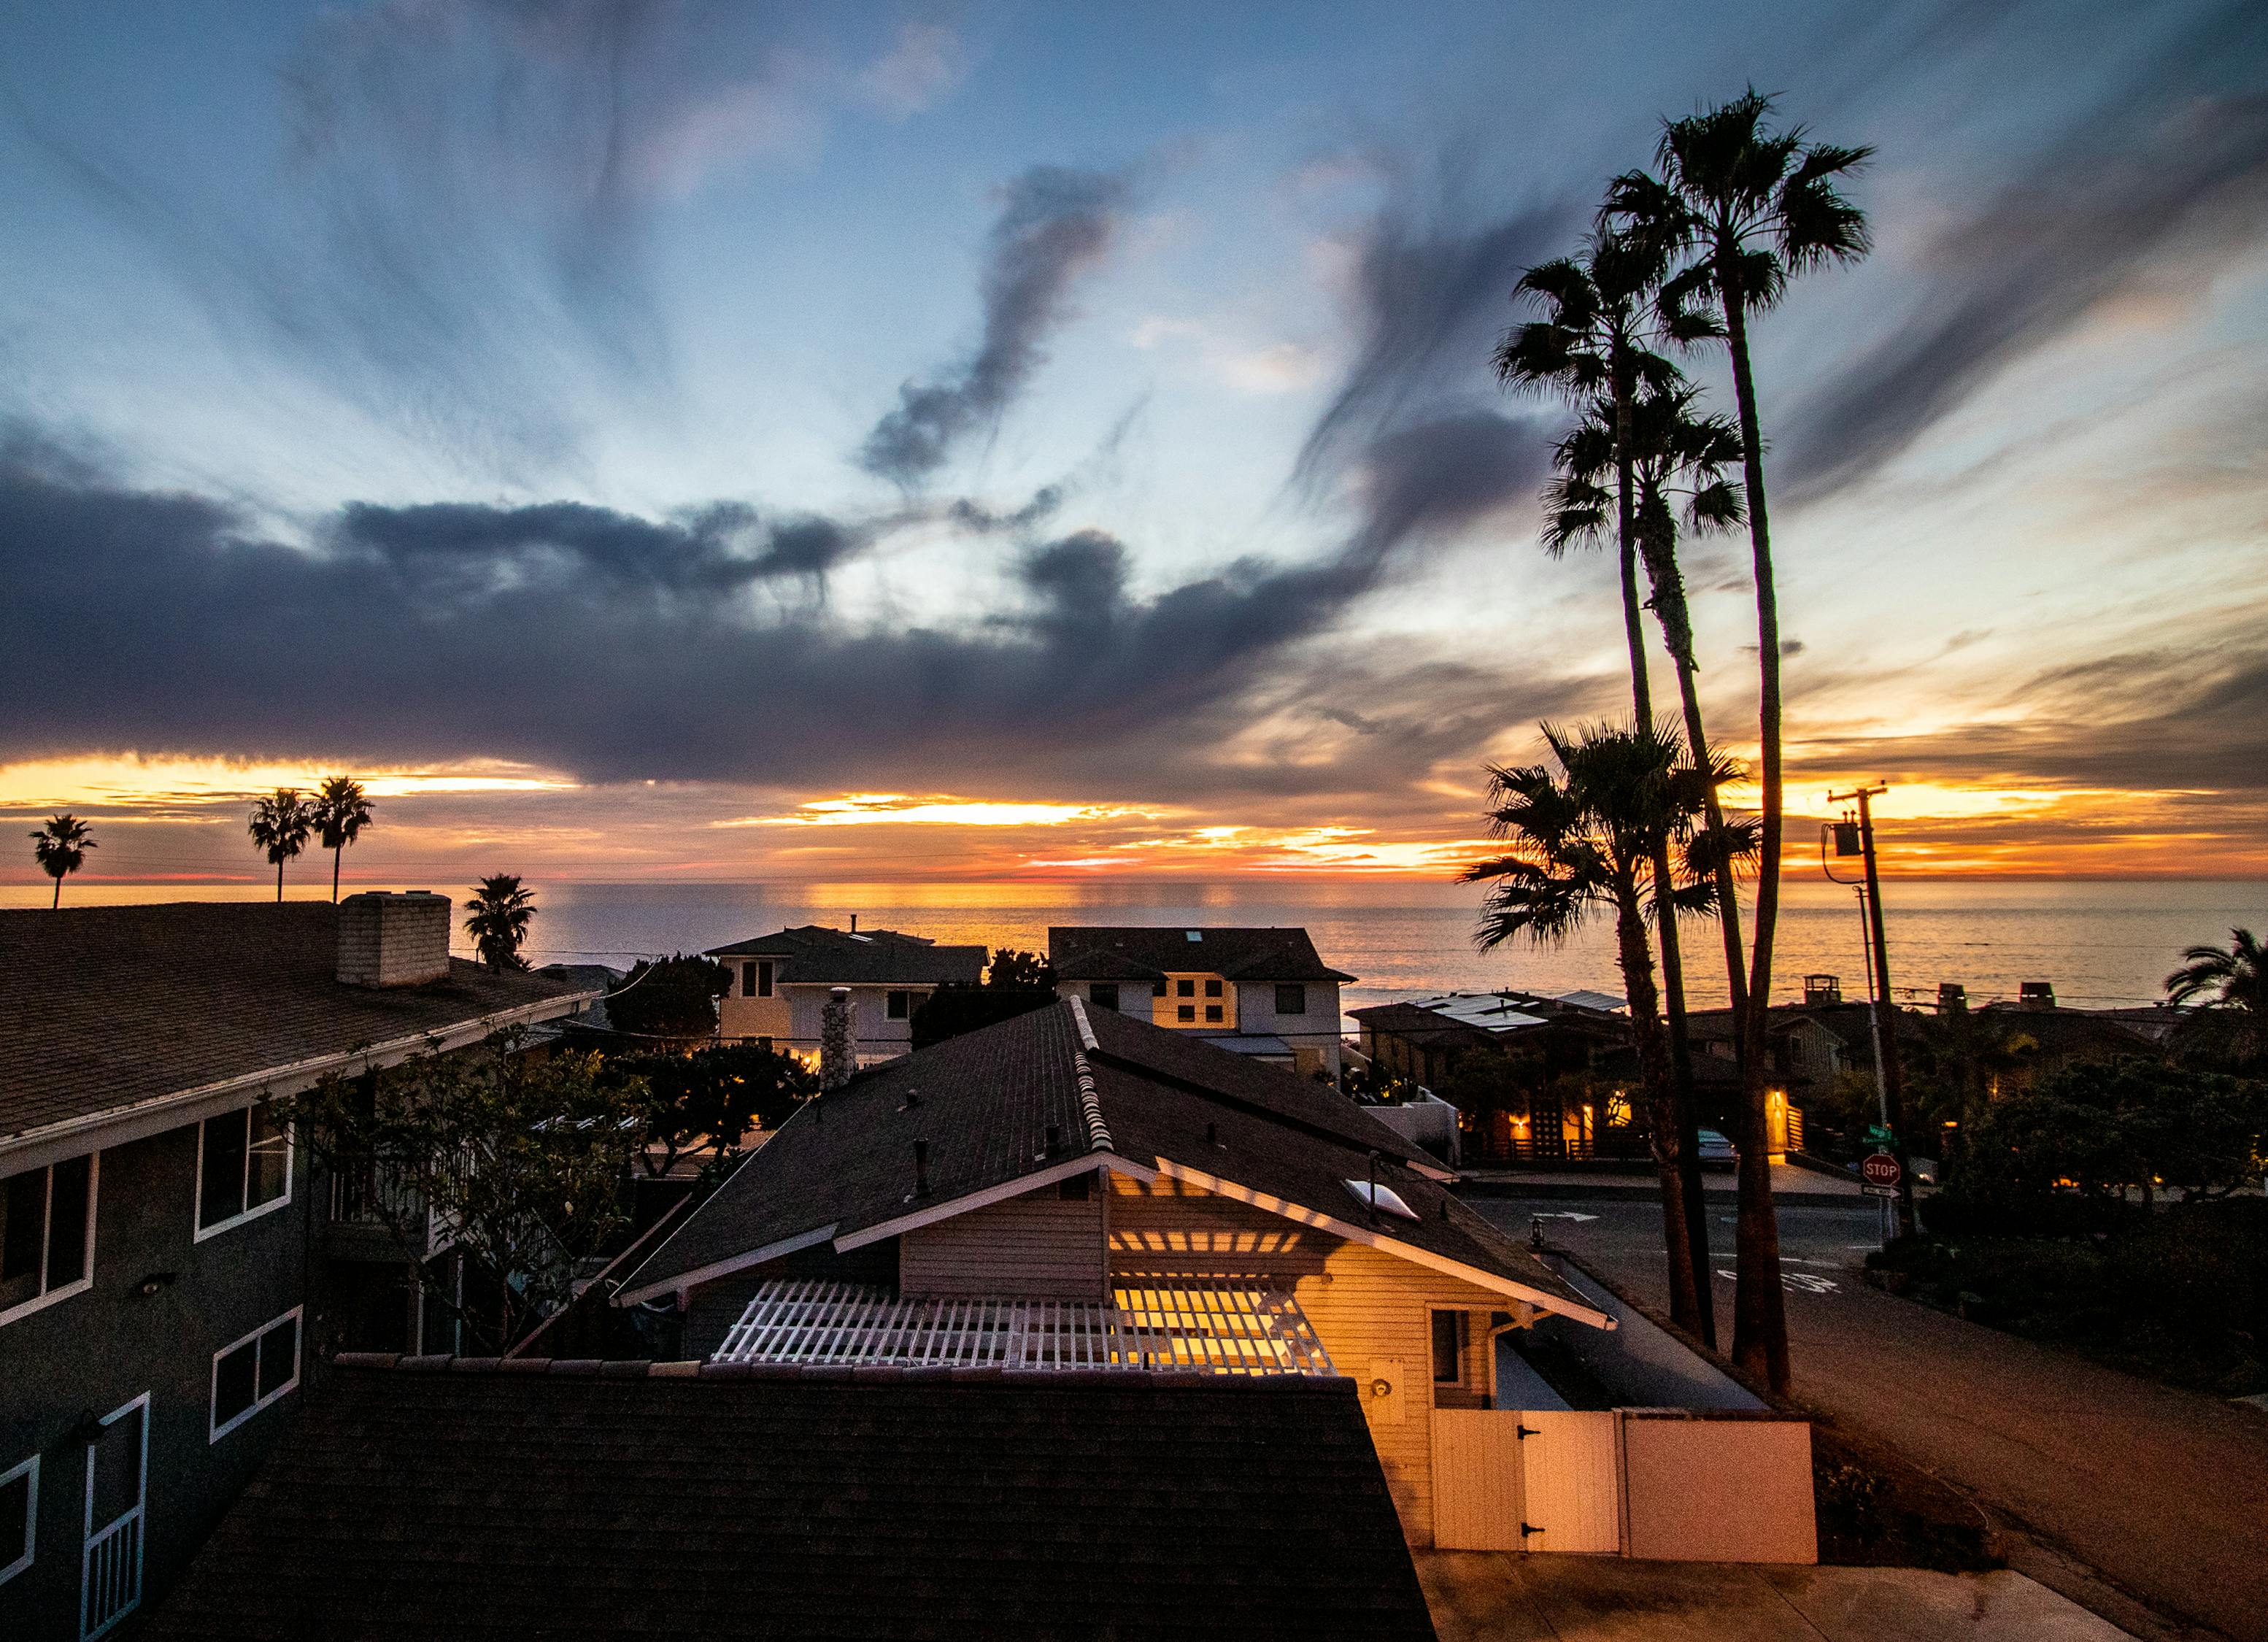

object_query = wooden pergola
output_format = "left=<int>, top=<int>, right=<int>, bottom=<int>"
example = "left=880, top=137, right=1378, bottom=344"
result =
left=714, top=1279, right=1336, bottom=1376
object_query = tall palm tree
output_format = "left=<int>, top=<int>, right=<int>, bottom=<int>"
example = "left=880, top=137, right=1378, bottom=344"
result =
left=30, top=814, right=96, bottom=907
left=1462, top=722, right=1732, bottom=1336
left=312, top=776, right=376, bottom=903
left=466, top=874, right=536, bottom=973
left=247, top=790, right=315, bottom=903
left=2167, top=928, right=2264, bottom=1070
left=1501, top=239, right=1718, bottom=1344
left=1608, top=91, right=1871, bottom=1394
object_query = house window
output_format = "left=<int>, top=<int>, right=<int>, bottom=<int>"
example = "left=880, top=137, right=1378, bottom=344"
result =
left=1151, top=980, right=1168, bottom=998
left=755, top=960, right=775, bottom=998
left=1431, top=1310, right=1470, bottom=1384
left=1276, top=984, right=1308, bottom=1016
left=887, top=990, right=911, bottom=1019
left=0, top=1454, right=34, bottom=1587
left=1176, top=1004, right=1196, bottom=1023
left=0, top=1153, right=95, bottom=1325
left=1204, top=1005, right=1223, bottom=1024
left=1089, top=983, right=1120, bottom=1011
left=1203, top=979, right=1222, bottom=998
left=196, top=1105, right=290, bottom=1238
left=741, top=961, right=758, bottom=997
left=210, top=1308, right=302, bottom=1441
left=1176, top=979, right=1195, bottom=998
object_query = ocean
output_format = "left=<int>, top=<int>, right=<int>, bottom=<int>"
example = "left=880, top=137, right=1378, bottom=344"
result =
left=20, top=876, right=2254, bottom=1017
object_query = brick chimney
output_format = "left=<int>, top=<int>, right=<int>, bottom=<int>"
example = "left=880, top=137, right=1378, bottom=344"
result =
left=337, top=892, right=452, bottom=988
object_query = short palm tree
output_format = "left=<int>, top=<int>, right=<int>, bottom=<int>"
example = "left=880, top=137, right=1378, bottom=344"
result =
left=2167, top=929, right=2264, bottom=1069
left=1462, top=722, right=1732, bottom=1336
left=312, top=776, right=376, bottom=903
left=31, top=814, right=96, bottom=907
left=1607, top=90, right=1871, bottom=1395
left=466, top=874, right=536, bottom=973
left=247, top=790, right=315, bottom=902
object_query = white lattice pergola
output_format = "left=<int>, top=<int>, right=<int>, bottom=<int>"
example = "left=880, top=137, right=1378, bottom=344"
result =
left=714, top=1279, right=1336, bottom=1376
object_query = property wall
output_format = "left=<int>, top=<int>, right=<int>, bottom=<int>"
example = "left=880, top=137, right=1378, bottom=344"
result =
left=1620, top=1416, right=1818, bottom=1563
left=900, top=1184, right=1106, bottom=1300
left=1, top=1121, right=311, bottom=1642
left=1105, top=1173, right=1517, bottom=1546
left=717, top=985, right=792, bottom=1045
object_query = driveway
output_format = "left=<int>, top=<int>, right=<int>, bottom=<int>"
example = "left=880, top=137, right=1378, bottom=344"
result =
left=1467, top=1195, right=2268, bottom=1642
left=1419, top=1553, right=2131, bottom=1641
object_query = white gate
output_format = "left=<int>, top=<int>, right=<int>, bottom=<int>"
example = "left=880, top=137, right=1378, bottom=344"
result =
left=80, top=1394, right=147, bottom=1641
left=1430, top=1408, right=1623, bottom=1554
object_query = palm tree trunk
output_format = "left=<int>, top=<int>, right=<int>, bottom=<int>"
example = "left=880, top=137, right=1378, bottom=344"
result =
left=1615, top=874, right=1704, bottom=1332
left=333, top=846, right=343, bottom=903
left=276, top=856, right=285, bottom=902
left=52, top=874, right=61, bottom=909
left=1719, top=249, right=1789, bottom=1395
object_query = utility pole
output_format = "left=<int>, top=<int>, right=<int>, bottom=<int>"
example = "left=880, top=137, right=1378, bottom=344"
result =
left=1827, top=785, right=1916, bottom=1238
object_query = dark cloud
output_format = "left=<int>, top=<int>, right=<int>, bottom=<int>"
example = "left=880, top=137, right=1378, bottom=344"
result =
left=1785, top=7, right=2268, bottom=498
left=860, top=166, right=1129, bottom=485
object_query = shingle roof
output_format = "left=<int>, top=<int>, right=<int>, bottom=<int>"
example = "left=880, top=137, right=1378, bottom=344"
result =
left=144, top=1361, right=1437, bottom=1642
left=703, top=923, right=987, bottom=985
left=624, top=1001, right=1604, bottom=1325
left=0, top=902, right=593, bottom=1147
left=1050, top=926, right=1355, bottom=984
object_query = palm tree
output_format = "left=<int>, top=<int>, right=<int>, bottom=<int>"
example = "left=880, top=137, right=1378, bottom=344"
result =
left=247, top=790, right=315, bottom=902
left=1462, top=722, right=1734, bottom=1336
left=1607, top=91, right=1872, bottom=1394
left=1501, top=239, right=1719, bottom=1344
left=466, top=874, right=536, bottom=973
left=30, top=814, right=96, bottom=907
left=312, top=776, right=376, bottom=903
left=2167, top=929, right=2264, bottom=1071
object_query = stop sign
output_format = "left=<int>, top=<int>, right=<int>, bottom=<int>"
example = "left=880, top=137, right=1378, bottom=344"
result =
left=1862, top=1151, right=1902, bottom=1188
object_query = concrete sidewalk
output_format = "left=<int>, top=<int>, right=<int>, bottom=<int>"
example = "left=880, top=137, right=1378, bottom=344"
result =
left=1418, top=1554, right=2132, bottom=1641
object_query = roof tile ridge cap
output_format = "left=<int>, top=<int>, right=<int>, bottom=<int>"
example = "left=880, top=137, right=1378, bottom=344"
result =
left=1065, top=992, right=1099, bottom=1052
left=1070, top=1047, right=1114, bottom=1156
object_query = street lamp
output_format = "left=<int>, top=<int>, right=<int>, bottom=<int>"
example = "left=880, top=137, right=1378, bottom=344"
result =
left=1821, top=784, right=1917, bottom=1242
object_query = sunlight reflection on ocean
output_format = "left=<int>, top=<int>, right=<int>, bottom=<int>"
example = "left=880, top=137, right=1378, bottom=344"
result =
left=17, top=876, right=2247, bottom=1014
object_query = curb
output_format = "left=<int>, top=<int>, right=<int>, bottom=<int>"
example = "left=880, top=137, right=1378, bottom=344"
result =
left=1455, top=1176, right=1865, bottom=1209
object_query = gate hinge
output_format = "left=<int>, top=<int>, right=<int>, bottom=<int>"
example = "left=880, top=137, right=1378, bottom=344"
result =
left=1519, top=1522, right=1542, bottom=1538
left=1514, top=1425, right=1540, bottom=1440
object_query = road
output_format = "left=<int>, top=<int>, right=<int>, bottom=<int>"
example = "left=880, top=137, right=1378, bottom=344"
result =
left=1469, top=1192, right=2268, bottom=1642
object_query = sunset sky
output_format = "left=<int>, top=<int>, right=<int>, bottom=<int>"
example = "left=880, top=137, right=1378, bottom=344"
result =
left=2, top=0, right=2264, bottom=889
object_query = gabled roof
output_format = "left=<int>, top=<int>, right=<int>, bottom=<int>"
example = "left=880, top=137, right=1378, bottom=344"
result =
left=1049, top=925, right=1355, bottom=984
left=703, top=923, right=986, bottom=986
left=621, top=1000, right=1607, bottom=1327
left=144, top=1362, right=1437, bottom=1642
left=0, top=902, right=595, bottom=1156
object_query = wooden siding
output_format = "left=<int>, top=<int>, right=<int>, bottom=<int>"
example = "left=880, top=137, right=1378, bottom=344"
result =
left=900, top=1184, right=1106, bottom=1300
left=1107, top=1172, right=1516, bottom=1545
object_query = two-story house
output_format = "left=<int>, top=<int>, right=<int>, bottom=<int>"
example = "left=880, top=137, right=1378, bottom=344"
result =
left=0, top=895, right=593, bottom=1641
left=706, top=924, right=985, bottom=1066
left=1048, top=926, right=1354, bottom=1079
left=612, top=997, right=1619, bottom=1551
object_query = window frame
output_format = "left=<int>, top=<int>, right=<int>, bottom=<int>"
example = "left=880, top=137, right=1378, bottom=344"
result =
left=885, top=989, right=911, bottom=1020
left=209, top=1306, right=304, bottom=1442
left=0, top=1453, right=35, bottom=1586
left=1089, top=983, right=1119, bottom=1012
left=1275, top=983, right=1308, bottom=1017
left=755, top=960, right=775, bottom=998
left=0, top=1152, right=99, bottom=1328
left=1176, top=1004, right=1196, bottom=1023
left=1176, top=979, right=1195, bottom=998
left=1203, top=1005, right=1223, bottom=1024
left=193, top=1103, right=293, bottom=1242
left=1430, top=1309, right=1470, bottom=1385
left=741, top=961, right=758, bottom=997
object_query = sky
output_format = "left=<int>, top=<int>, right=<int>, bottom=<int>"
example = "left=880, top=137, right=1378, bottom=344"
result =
left=1, top=0, right=2264, bottom=890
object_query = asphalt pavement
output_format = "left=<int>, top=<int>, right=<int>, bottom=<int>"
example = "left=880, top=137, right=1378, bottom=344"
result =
left=1467, top=1192, right=2268, bottom=1642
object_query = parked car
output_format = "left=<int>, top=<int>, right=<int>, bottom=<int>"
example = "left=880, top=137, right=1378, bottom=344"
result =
left=1695, top=1128, right=1738, bottom=1167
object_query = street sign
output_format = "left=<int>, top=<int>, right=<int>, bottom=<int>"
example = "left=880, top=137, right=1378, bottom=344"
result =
left=1865, top=1124, right=1894, bottom=1146
left=1861, top=1151, right=1902, bottom=1196
left=1863, top=1183, right=1899, bottom=1198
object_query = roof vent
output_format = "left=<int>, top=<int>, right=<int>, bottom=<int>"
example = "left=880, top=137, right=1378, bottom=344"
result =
left=336, top=892, right=450, bottom=989
left=1344, top=1179, right=1418, bottom=1221
left=1044, top=1122, right=1061, bottom=1157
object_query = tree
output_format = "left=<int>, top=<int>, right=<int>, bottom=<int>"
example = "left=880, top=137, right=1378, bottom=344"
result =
left=1462, top=722, right=1735, bottom=1336
left=2167, top=928, right=2264, bottom=1073
left=282, top=1036, right=655, bottom=1352
left=311, top=776, right=375, bottom=903
left=1608, top=90, right=1872, bottom=1393
left=29, top=813, right=95, bottom=907
left=465, top=874, right=536, bottom=972
left=247, top=789, right=315, bottom=901
left=609, top=1042, right=813, bottom=1179
left=1502, top=237, right=1718, bottom=1342
left=607, top=954, right=731, bottom=1046
left=986, top=948, right=1055, bottom=990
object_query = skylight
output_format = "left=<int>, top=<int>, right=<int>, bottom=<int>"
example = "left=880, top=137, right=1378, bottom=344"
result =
left=1344, top=1180, right=1419, bottom=1220
left=1184, top=930, right=1203, bottom=941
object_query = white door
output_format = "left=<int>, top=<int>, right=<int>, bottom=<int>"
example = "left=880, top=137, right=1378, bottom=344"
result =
left=1430, top=1409, right=1526, bottom=1550
left=1519, top=1410, right=1621, bottom=1554
left=80, top=1394, right=147, bottom=1640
